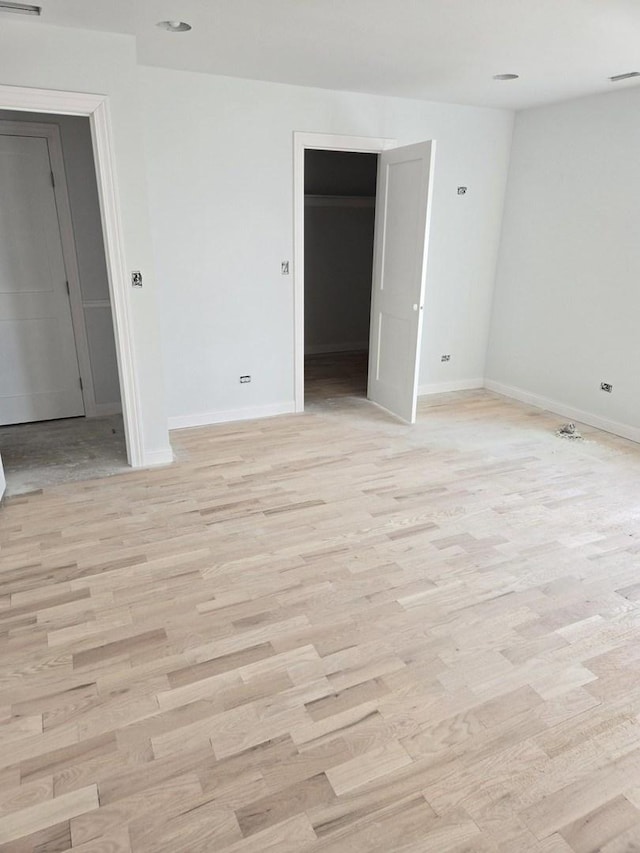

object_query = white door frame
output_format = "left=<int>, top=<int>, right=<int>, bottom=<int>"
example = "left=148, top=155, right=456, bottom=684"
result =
left=0, top=119, right=98, bottom=417
left=0, top=85, right=143, bottom=467
left=293, top=132, right=396, bottom=412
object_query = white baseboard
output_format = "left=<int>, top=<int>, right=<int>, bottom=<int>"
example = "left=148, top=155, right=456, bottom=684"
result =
left=140, top=447, right=174, bottom=467
left=305, top=342, right=369, bottom=355
left=168, top=402, right=296, bottom=431
left=484, top=379, right=640, bottom=444
left=418, top=378, right=484, bottom=396
left=92, top=402, right=122, bottom=417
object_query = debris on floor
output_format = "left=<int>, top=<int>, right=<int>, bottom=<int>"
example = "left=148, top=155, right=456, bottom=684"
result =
left=0, top=414, right=128, bottom=497
left=556, top=422, right=583, bottom=440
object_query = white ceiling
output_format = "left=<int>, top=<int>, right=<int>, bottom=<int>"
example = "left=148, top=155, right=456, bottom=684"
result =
left=19, top=0, right=640, bottom=109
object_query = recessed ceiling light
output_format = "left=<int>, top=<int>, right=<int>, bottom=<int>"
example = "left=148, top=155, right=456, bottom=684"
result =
left=0, top=1, right=41, bottom=15
left=157, top=20, right=192, bottom=32
left=609, top=71, right=640, bottom=82
left=493, top=73, right=519, bottom=81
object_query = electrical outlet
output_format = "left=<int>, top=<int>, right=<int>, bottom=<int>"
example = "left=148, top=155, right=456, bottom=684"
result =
left=600, top=382, right=613, bottom=393
left=441, top=354, right=451, bottom=362
left=281, top=261, right=290, bottom=275
left=240, top=375, right=251, bottom=384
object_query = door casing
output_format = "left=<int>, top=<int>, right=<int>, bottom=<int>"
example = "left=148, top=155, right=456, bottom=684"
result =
left=0, top=85, right=144, bottom=468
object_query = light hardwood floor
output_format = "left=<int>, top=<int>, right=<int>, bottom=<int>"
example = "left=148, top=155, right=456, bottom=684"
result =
left=2, top=389, right=640, bottom=852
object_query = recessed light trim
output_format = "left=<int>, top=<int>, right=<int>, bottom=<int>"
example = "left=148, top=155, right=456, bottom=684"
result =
left=157, top=20, right=192, bottom=32
left=0, top=1, right=41, bottom=15
left=493, top=73, right=519, bottom=81
left=609, top=71, right=640, bottom=82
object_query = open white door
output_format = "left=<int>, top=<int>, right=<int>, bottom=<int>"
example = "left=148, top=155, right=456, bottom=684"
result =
left=0, top=451, right=5, bottom=501
left=367, top=141, right=436, bottom=423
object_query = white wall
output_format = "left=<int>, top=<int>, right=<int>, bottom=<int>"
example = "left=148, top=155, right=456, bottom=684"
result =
left=140, top=67, right=514, bottom=424
left=486, top=87, right=640, bottom=441
left=0, top=20, right=170, bottom=463
left=0, top=110, right=121, bottom=410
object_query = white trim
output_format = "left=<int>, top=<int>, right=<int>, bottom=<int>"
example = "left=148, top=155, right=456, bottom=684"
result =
left=484, top=379, right=640, bottom=444
left=48, top=125, right=97, bottom=417
left=0, top=86, right=105, bottom=116
left=305, top=342, right=369, bottom=355
left=141, top=448, right=174, bottom=467
left=0, top=85, right=144, bottom=467
left=0, top=451, right=5, bottom=503
left=419, top=378, right=484, bottom=396
left=293, top=132, right=396, bottom=413
left=169, top=402, right=296, bottom=431
left=90, top=98, right=143, bottom=467
left=83, top=300, right=112, bottom=310
left=94, top=401, right=123, bottom=417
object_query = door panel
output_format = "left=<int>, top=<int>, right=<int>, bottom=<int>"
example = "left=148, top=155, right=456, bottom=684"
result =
left=367, top=141, right=436, bottom=423
left=0, top=134, right=84, bottom=425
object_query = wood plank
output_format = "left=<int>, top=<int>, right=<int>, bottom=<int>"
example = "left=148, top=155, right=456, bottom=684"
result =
left=325, top=740, right=412, bottom=795
left=0, top=784, right=98, bottom=844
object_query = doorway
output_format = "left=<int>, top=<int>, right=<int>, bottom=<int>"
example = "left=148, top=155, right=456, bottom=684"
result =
left=0, top=84, right=150, bottom=504
left=0, top=112, right=127, bottom=495
left=293, top=132, right=437, bottom=423
left=294, top=133, right=395, bottom=412
left=304, top=149, right=378, bottom=405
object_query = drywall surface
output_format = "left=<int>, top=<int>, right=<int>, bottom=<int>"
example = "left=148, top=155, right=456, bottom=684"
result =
left=304, top=204, right=375, bottom=354
left=0, top=20, right=170, bottom=462
left=140, top=67, right=513, bottom=423
left=0, top=110, right=121, bottom=410
left=486, top=87, right=640, bottom=436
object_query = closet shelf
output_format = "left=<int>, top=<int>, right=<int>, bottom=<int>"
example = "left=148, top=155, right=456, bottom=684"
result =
left=304, top=194, right=375, bottom=208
